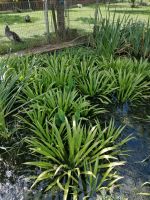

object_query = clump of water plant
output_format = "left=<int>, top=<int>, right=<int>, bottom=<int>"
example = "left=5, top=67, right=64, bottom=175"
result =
left=92, top=8, right=129, bottom=58
left=93, top=7, right=150, bottom=59
left=21, top=88, right=99, bottom=128
left=121, top=19, right=150, bottom=58
left=25, top=117, right=131, bottom=199
left=0, top=62, right=21, bottom=139
left=1, top=48, right=149, bottom=199
left=0, top=55, right=43, bottom=139
left=75, top=57, right=115, bottom=101
left=42, top=53, right=75, bottom=89
left=99, top=57, right=150, bottom=104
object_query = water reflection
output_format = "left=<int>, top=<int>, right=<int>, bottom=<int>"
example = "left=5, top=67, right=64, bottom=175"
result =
left=112, top=104, right=150, bottom=200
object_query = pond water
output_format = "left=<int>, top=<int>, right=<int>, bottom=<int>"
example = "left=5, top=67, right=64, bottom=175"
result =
left=0, top=104, right=150, bottom=200
left=112, top=104, right=150, bottom=200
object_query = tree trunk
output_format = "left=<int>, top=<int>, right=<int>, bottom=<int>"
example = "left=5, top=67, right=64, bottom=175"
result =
left=44, top=0, right=50, bottom=43
left=52, top=4, right=58, bottom=36
left=56, top=0, right=65, bottom=39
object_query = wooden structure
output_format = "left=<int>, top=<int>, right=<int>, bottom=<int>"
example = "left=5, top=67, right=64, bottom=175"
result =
left=0, top=0, right=96, bottom=11
left=2, top=37, right=87, bottom=57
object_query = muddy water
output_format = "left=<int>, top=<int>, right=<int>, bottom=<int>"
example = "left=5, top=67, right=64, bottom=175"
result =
left=0, top=104, right=150, bottom=200
left=112, top=104, right=150, bottom=200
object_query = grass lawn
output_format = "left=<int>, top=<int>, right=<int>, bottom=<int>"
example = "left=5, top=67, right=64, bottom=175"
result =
left=1, top=3, right=150, bottom=55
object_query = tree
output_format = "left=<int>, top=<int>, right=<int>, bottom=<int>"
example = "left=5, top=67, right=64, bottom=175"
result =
left=131, top=0, right=136, bottom=7
left=55, top=0, right=65, bottom=39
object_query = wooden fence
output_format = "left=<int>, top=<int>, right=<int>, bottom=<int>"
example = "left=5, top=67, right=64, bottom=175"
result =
left=0, top=0, right=97, bottom=11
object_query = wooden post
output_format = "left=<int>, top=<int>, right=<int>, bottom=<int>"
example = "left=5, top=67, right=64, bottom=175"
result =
left=94, top=0, right=99, bottom=25
left=51, top=4, right=58, bottom=37
left=93, top=0, right=100, bottom=38
left=44, top=0, right=50, bottom=43
left=27, top=0, right=31, bottom=10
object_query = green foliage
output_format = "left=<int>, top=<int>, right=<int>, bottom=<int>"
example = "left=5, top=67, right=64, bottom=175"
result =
left=75, top=62, right=115, bottom=100
left=22, top=88, right=99, bottom=127
left=114, top=67, right=149, bottom=103
left=100, top=57, right=150, bottom=103
left=1, top=48, right=149, bottom=199
left=0, top=63, right=20, bottom=138
left=93, top=8, right=150, bottom=59
left=121, top=20, right=150, bottom=58
left=93, top=9, right=129, bottom=58
left=42, top=54, right=75, bottom=89
left=1, top=52, right=149, bottom=141
left=25, top=118, right=130, bottom=199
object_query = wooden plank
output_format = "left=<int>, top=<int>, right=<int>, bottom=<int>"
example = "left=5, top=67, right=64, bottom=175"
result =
left=2, top=38, right=87, bottom=58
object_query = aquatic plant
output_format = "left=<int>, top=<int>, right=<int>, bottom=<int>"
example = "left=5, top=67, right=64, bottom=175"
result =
left=114, top=67, right=149, bottom=103
left=74, top=57, right=115, bottom=105
left=25, top=118, right=130, bottom=199
left=92, top=8, right=129, bottom=58
left=0, top=63, right=21, bottom=138
left=121, top=20, right=150, bottom=58
left=93, top=8, right=150, bottom=59
left=2, top=56, right=41, bottom=80
left=0, top=56, right=44, bottom=139
left=18, top=69, right=54, bottom=103
left=21, top=87, right=101, bottom=128
left=99, top=58, right=150, bottom=103
left=42, top=53, right=75, bottom=89
left=1, top=49, right=149, bottom=199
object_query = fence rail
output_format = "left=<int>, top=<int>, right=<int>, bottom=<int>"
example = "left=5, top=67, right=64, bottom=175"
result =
left=0, top=1, right=44, bottom=11
left=0, top=0, right=98, bottom=11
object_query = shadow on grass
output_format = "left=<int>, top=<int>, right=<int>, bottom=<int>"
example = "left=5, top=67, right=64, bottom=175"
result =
left=107, top=4, right=131, bottom=8
left=0, top=28, right=88, bottom=55
left=75, top=3, right=99, bottom=9
left=0, top=14, right=38, bottom=25
left=82, top=3, right=130, bottom=9
left=67, top=9, right=82, bottom=13
left=75, top=17, right=95, bottom=25
left=110, top=9, right=150, bottom=15
left=0, top=35, right=48, bottom=55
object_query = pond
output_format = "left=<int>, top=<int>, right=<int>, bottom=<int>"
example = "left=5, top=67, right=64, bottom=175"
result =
left=112, top=104, right=150, bottom=200
left=0, top=103, right=150, bottom=200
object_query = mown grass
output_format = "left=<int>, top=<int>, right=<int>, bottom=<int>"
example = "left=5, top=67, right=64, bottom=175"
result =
left=1, top=3, right=150, bottom=54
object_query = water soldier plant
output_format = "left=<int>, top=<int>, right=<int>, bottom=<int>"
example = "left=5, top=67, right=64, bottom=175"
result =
left=24, top=117, right=130, bottom=199
left=0, top=61, right=22, bottom=139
